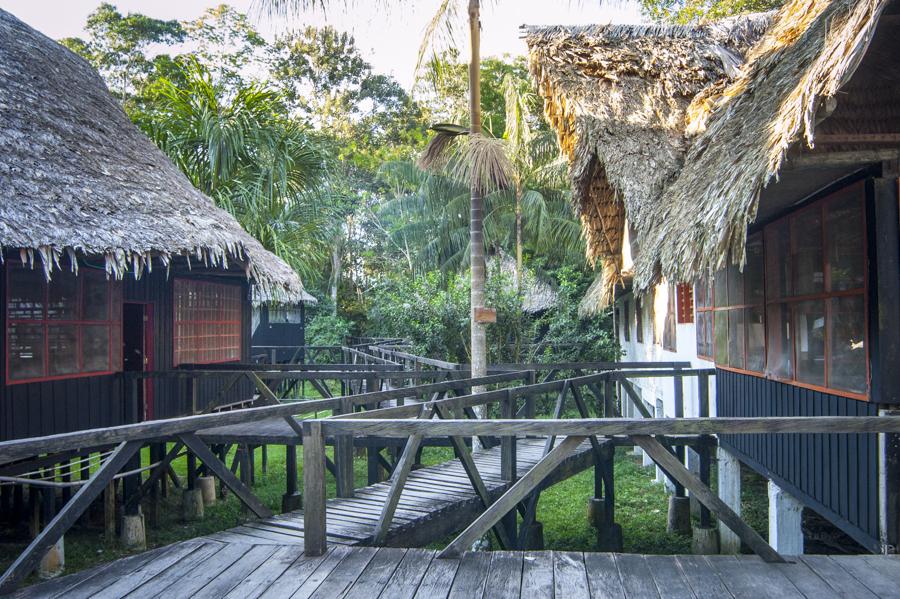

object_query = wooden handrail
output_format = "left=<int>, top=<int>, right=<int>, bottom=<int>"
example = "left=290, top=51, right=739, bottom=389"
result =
left=0, top=371, right=532, bottom=465
left=316, top=416, right=900, bottom=437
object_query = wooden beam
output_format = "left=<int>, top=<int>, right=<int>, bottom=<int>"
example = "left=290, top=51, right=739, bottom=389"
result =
left=633, top=435, right=785, bottom=563
left=438, top=435, right=585, bottom=558
left=433, top=403, right=516, bottom=550
left=786, top=149, right=900, bottom=169
left=178, top=434, right=272, bottom=519
left=303, top=421, right=327, bottom=557
left=372, top=406, right=433, bottom=545
left=321, top=416, right=900, bottom=438
left=0, top=440, right=142, bottom=593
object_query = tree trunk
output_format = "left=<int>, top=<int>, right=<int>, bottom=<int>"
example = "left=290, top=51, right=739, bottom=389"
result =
left=515, top=181, right=523, bottom=295
left=330, top=240, right=341, bottom=316
left=469, top=0, right=487, bottom=405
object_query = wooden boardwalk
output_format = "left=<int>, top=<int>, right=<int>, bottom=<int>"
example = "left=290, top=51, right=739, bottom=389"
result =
left=16, top=542, right=900, bottom=598
left=203, top=437, right=597, bottom=548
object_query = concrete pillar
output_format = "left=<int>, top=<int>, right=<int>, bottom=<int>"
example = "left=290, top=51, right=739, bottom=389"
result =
left=197, top=476, right=217, bottom=507
left=120, top=511, right=146, bottom=551
left=768, top=481, right=804, bottom=555
left=38, top=537, right=64, bottom=579
left=182, top=489, right=204, bottom=522
left=667, top=496, right=691, bottom=535
left=717, top=447, right=742, bottom=553
left=692, top=527, right=719, bottom=554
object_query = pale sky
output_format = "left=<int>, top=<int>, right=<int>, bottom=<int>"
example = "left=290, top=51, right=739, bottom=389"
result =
left=1, top=0, right=644, bottom=88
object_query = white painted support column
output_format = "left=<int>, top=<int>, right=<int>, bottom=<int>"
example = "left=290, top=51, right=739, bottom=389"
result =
left=768, top=481, right=804, bottom=555
left=717, top=446, right=741, bottom=553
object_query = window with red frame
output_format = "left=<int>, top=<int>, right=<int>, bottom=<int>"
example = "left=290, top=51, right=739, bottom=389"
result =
left=6, top=266, right=122, bottom=384
left=173, top=279, right=242, bottom=366
left=694, top=182, right=868, bottom=398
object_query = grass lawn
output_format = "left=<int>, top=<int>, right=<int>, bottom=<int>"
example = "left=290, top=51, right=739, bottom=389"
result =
left=0, top=443, right=768, bottom=586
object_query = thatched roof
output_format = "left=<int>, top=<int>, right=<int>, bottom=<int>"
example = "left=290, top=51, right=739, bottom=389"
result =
left=0, top=9, right=309, bottom=301
left=527, top=0, right=896, bottom=313
left=524, top=15, right=771, bottom=313
left=633, top=0, right=892, bottom=291
left=489, top=254, right=557, bottom=314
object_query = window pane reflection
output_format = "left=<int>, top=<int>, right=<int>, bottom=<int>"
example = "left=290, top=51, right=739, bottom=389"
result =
left=794, top=300, right=825, bottom=386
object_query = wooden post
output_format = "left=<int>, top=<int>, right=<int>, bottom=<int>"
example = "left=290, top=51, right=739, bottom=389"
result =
left=283, top=444, right=301, bottom=512
left=303, top=421, right=327, bottom=557
left=334, top=398, right=355, bottom=498
left=500, top=389, right=517, bottom=545
left=698, top=372, right=712, bottom=528
left=104, top=481, right=116, bottom=543
left=673, top=374, right=686, bottom=497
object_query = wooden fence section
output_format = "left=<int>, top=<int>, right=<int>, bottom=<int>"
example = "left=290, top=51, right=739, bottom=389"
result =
left=5, top=360, right=900, bottom=592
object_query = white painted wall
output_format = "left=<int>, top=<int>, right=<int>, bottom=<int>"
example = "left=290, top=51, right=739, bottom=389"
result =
left=615, top=282, right=717, bottom=486
left=615, top=283, right=715, bottom=421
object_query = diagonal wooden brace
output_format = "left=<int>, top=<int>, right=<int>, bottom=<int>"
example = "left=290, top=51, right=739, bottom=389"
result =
left=179, top=433, right=273, bottom=519
left=438, top=435, right=586, bottom=558
left=0, top=440, right=143, bottom=594
left=633, top=435, right=785, bottom=563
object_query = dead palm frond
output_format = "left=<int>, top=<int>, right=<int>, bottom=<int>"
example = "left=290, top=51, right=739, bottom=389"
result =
left=418, top=124, right=512, bottom=195
left=451, top=133, right=512, bottom=194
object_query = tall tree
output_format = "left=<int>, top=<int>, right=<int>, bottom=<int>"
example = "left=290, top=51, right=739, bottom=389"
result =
left=133, top=60, right=331, bottom=282
left=263, top=0, right=501, bottom=386
left=59, top=3, right=184, bottom=104
left=183, top=4, right=266, bottom=89
left=639, top=0, right=784, bottom=22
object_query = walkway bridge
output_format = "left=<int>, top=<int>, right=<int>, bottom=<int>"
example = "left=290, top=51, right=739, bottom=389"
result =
left=2, top=342, right=900, bottom=596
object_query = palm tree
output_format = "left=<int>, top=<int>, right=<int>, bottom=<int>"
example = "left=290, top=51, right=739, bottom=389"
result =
left=262, top=0, right=499, bottom=386
left=134, top=59, right=332, bottom=282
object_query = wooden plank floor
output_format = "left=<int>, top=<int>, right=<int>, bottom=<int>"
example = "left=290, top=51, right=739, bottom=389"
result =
left=17, top=544, right=900, bottom=598
left=203, top=437, right=598, bottom=548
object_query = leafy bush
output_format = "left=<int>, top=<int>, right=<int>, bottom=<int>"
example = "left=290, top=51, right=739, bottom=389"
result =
left=306, top=304, right=354, bottom=346
left=364, top=265, right=619, bottom=367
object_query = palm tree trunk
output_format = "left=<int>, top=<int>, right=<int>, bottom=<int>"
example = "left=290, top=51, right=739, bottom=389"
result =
left=515, top=181, right=523, bottom=295
left=330, top=240, right=341, bottom=316
left=468, top=0, right=487, bottom=400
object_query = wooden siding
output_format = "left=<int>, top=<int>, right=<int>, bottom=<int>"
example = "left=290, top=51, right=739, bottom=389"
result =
left=0, top=263, right=254, bottom=441
left=716, top=368, right=880, bottom=552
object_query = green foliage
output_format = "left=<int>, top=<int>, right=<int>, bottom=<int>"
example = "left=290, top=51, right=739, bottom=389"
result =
left=59, top=2, right=184, bottom=104
left=306, top=305, right=354, bottom=346
left=364, top=265, right=618, bottom=365
left=132, top=59, right=332, bottom=282
left=639, top=0, right=784, bottom=23
left=183, top=4, right=266, bottom=89
left=531, top=265, right=620, bottom=364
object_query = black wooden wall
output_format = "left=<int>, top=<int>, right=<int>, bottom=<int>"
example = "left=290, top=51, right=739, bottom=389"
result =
left=0, top=263, right=253, bottom=441
left=251, top=303, right=306, bottom=362
left=716, top=369, right=879, bottom=552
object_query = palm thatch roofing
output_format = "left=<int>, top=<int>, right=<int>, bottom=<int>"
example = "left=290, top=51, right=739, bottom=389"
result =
left=527, top=0, right=894, bottom=315
left=0, top=9, right=309, bottom=301
left=524, top=14, right=772, bottom=314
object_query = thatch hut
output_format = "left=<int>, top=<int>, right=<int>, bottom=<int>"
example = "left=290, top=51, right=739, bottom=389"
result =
left=0, top=8, right=311, bottom=439
left=524, top=14, right=772, bottom=312
left=527, top=0, right=900, bottom=554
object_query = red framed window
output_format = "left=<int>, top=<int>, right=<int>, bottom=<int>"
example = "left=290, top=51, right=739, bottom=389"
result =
left=695, top=182, right=868, bottom=399
left=677, top=284, right=694, bottom=324
left=173, top=279, right=242, bottom=366
left=6, top=266, right=122, bottom=384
